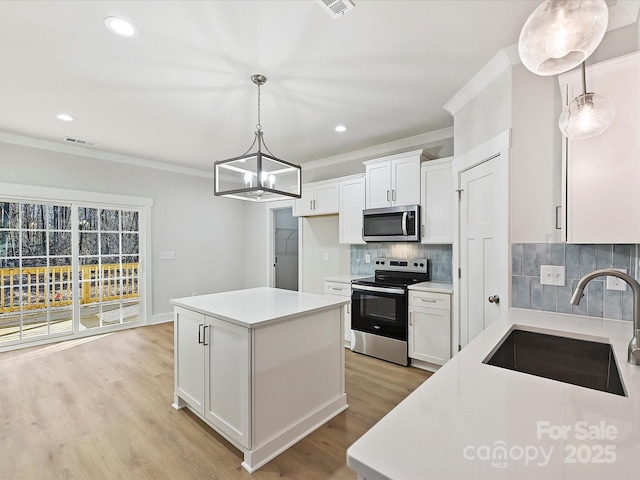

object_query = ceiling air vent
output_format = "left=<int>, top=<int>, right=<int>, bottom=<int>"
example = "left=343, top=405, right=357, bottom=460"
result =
left=316, top=0, right=355, bottom=18
left=64, top=137, right=98, bottom=147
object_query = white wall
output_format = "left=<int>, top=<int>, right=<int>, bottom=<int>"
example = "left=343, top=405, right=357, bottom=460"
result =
left=300, top=215, right=350, bottom=294
left=453, top=69, right=512, bottom=157
left=244, top=201, right=269, bottom=288
left=0, top=140, right=247, bottom=322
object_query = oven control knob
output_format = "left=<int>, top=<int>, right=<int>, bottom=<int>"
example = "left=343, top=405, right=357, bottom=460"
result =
left=414, top=262, right=418, bottom=267
left=420, top=263, right=424, bottom=267
left=380, top=261, right=385, bottom=265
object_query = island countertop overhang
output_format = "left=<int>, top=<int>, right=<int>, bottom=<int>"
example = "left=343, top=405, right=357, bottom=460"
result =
left=171, top=287, right=348, bottom=328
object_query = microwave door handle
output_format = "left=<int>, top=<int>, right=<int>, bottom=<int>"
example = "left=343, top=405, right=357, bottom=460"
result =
left=402, top=211, right=408, bottom=236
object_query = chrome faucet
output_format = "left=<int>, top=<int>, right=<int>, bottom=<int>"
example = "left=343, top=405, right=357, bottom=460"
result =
left=570, top=269, right=640, bottom=366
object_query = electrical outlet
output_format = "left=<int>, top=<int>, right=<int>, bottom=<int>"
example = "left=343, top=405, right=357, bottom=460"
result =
left=160, top=251, right=175, bottom=260
left=324, top=252, right=329, bottom=261
left=607, top=268, right=627, bottom=291
left=540, top=265, right=565, bottom=286
left=365, top=254, right=371, bottom=263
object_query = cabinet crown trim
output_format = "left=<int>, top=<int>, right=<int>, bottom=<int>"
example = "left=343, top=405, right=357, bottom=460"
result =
left=363, top=149, right=426, bottom=166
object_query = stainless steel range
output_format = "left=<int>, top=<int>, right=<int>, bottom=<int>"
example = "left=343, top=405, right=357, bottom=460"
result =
left=351, top=257, right=428, bottom=366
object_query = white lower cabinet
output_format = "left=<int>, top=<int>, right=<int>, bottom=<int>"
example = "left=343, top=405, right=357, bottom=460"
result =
left=408, top=290, right=452, bottom=367
left=174, top=307, right=250, bottom=448
left=324, top=280, right=352, bottom=346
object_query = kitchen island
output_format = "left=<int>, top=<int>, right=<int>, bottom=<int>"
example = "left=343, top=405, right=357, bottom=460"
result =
left=171, top=287, right=349, bottom=473
left=347, top=308, right=640, bottom=479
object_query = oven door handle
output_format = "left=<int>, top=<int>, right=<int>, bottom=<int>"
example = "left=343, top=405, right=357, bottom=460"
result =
left=401, top=211, right=408, bottom=236
left=352, top=284, right=405, bottom=295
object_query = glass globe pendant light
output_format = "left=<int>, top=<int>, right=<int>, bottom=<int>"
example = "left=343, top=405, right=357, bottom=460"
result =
left=518, top=0, right=609, bottom=76
left=558, top=62, right=615, bottom=140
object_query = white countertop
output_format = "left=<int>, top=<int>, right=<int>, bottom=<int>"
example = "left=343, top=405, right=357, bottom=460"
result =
left=324, top=274, right=368, bottom=283
left=347, top=308, right=640, bottom=479
left=408, top=281, right=453, bottom=294
left=171, top=287, right=348, bottom=328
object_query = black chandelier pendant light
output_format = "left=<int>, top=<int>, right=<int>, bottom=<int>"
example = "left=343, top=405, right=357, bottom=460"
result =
left=214, top=74, right=302, bottom=202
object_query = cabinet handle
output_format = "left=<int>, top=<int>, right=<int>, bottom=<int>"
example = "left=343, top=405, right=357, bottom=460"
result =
left=331, top=287, right=344, bottom=291
left=203, top=325, right=209, bottom=346
left=409, top=311, right=412, bottom=326
left=198, top=324, right=204, bottom=344
left=386, top=190, right=390, bottom=202
left=421, top=298, right=437, bottom=303
left=310, top=200, right=313, bottom=210
left=314, top=200, right=317, bottom=210
left=392, top=190, right=396, bottom=202
left=347, top=304, right=350, bottom=314
left=422, top=225, right=425, bottom=237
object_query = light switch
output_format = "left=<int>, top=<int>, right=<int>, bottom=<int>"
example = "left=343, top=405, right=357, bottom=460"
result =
left=365, top=254, right=371, bottom=263
left=540, top=265, right=565, bottom=286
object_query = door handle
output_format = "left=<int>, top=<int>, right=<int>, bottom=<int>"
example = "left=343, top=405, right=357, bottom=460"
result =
left=198, top=324, right=204, bottom=344
left=401, top=212, right=408, bottom=236
left=488, top=295, right=500, bottom=304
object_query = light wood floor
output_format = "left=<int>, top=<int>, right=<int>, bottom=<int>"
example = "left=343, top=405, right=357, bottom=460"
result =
left=0, top=322, right=431, bottom=479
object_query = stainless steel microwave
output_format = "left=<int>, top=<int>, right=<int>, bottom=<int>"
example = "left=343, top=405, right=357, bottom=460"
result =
left=362, top=205, right=420, bottom=242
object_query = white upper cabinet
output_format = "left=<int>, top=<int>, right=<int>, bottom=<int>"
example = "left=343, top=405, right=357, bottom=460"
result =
left=364, top=150, right=422, bottom=209
left=421, top=157, right=453, bottom=243
left=338, top=175, right=365, bottom=244
left=293, top=180, right=339, bottom=217
left=558, top=52, right=640, bottom=243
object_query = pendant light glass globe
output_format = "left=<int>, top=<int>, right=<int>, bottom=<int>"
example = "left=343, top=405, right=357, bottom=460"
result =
left=519, top=0, right=609, bottom=76
left=558, top=92, right=615, bottom=140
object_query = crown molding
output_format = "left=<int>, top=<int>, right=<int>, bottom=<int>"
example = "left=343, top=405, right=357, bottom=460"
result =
left=443, top=49, right=515, bottom=117
left=0, top=131, right=213, bottom=178
left=302, top=126, right=454, bottom=172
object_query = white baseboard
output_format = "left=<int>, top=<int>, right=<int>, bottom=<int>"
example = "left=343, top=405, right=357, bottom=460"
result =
left=149, top=312, right=173, bottom=325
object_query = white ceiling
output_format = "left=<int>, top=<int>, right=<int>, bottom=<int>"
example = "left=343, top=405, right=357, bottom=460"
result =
left=0, top=0, right=630, bottom=173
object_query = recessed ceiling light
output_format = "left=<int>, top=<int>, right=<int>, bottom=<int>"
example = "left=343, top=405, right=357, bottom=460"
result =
left=55, top=114, right=74, bottom=122
left=104, top=16, right=138, bottom=37
left=335, top=125, right=348, bottom=133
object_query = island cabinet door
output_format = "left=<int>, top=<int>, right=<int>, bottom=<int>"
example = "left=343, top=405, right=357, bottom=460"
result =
left=204, top=316, right=251, bottom=449
left=175, top=307, right=206, bottom=415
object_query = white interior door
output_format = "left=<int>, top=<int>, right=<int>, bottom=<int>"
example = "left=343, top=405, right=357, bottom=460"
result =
left=458, top=151, right=509, bottom=348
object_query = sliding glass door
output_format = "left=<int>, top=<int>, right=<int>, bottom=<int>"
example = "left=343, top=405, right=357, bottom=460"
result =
left=78, top=207, right=140, bottom=330
left=0, top=199, right=144, bottom=347
left=0, top=202, right=73, bottom=341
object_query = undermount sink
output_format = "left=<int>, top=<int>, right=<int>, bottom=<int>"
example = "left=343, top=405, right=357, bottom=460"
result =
left=484, top=327, right=626, bottom=397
